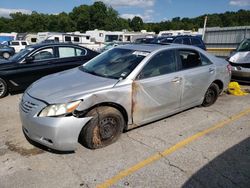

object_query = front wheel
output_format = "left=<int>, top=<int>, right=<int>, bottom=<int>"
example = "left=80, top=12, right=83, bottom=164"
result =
left=202, top=83, right=219, bottom=107
left=0, top=78, right=8, bottom=98
left=79, top=106, right=125, bottom=149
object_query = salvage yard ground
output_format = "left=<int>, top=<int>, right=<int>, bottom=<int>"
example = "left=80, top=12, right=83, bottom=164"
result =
left=0, top=89, right=250, bottom=188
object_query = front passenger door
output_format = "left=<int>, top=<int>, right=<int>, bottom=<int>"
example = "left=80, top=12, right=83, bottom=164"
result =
left=50, top=46, right=88, bottom=72
left=132, top=50, right=182, bottom=125
left=10, top=47, right=56, bottom=89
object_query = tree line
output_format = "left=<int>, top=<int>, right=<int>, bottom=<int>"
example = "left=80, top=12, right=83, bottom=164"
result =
left=0, top=1, right=249, bottom=33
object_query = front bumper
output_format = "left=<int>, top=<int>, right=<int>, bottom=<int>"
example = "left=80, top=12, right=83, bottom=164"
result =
left=19, top=93, right=92, bottom=151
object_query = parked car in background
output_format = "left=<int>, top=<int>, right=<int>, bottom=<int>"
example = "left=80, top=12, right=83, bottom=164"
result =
left=153, top=35, right=206, bottom=50
left=10, top=40, right=29, bottom=53
left=227, top=38, right=250, bottom=83
left=0, top=43, right=99, bottom=98
left=19, top=44, right=231, bottom=151
left=0, top=44, right=15, bottom=59
left=134, top=37, right=156, bottom=44
left=99, top=42, right=131, bottom=52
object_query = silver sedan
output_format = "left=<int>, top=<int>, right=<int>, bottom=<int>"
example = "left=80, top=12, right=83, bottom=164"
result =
left=19, top=44, right=231, bottom=151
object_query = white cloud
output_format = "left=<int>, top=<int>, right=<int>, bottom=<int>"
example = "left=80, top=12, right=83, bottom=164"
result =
left=120, top=9, right=154, bottom=22
left=229, top=0, right=250, bottom=6
left=120, top=13, right=142, bottom=20
left=95, top=0, right=155, bottom=7
left=0, top=8, right=32, bottom=18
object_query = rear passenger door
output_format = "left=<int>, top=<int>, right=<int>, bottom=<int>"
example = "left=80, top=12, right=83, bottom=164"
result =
left=50, top=46, right=88, bottom=72
left=177, top=49, right=215, bottom=107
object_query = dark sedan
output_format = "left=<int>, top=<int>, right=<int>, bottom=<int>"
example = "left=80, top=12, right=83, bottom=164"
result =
left=0, top=44, right=15, bottom=59
left=0, top=43, right=99, bottom=98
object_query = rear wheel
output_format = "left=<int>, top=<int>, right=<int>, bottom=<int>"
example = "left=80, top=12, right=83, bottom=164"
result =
left=2, top=52, right=10, bottom=59
left=202, top=83, right=219, bottom=107
left=0, top=78, right=8, bottom=98
left=79, top=106, right=125, bottom=149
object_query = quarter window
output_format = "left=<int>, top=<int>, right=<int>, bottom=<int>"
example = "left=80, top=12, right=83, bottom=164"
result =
left=200, top=53, right=212, bottom=66
left=138, top=50, right=176, bottom=79
left=76, top=48, right=86, bottom=56
left=178, top=50, right=202, bottom=70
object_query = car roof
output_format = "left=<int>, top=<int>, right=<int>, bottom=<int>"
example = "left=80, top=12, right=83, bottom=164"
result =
left=116, top=43, right=199, bottom=52
left=28, top=42, right=83, bottom=49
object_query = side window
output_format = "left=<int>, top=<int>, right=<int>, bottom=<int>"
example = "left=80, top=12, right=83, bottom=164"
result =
left=21, top=42, right=27, bottom=45
left=138, top=50, right=176, bottom=79
left=58, top=47, right=75, bottom=58
left=74, top=37, right=80, bottom=42
left=191, top=38, right=202, bottom=45
left=200, top=53, right=212, bottom=66
left=183, top=38, right=191, bottom=45
left=174, top=38, right=182, bottom=44
left=31, top=38, right=37, bottom=43
left=76, top=48, right=87, bottom=56
left=11, top=42, right=19, bottom=46
left=64, top=36, right=71, bottom=42
left=32, top=48, right=54, bottom=61
left=178, top=50, right=202, bottom=70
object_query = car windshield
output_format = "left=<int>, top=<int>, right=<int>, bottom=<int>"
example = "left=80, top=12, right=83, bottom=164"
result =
left=237, top=39, right=250, bottom=52
left=9, top=48, right=33, bottom=62
left=80, top=48, right=149, bottom=79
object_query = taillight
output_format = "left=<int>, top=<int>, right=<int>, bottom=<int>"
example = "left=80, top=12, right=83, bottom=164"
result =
left=227, top=64, right=232, bottom=74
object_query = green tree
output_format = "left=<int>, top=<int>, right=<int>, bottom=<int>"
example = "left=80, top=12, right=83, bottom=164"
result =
left=130, top=16, right=144, bottom=32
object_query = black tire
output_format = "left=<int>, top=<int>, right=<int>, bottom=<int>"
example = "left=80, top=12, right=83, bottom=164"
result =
left=202, top=83, right=219, bottom=107
left=79, top=106, right=125, bottom=149
left=2, top=52, right=10, bottom=59
left=0, top=78, right=8, bottom=98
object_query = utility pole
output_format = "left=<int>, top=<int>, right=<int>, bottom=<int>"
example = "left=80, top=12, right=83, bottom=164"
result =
left=202, top=16, right=207, bottom=40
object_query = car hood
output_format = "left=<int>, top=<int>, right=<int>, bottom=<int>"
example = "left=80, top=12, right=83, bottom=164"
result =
left=229, top=51, right=250, bottom=64
left=27, top=67, right=118, bottom=104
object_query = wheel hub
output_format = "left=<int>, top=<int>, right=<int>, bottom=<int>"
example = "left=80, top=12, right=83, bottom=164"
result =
left=99, top=117, right=117, bottom=140
left=0, top=82, right=5, bottom=96
left=206, top=90, right=215, bottom=103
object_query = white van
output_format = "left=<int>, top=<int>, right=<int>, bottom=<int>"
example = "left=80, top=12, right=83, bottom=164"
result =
left=10, top=40, right=29, bottom=53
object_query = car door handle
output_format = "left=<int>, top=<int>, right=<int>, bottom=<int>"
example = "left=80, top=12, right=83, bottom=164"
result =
left=171, top=77, right=182, bottom=83
left=209, top=68, right=215, bottom=73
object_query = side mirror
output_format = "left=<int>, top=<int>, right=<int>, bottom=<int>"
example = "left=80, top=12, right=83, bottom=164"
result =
left=25, top=56, right=34, bottom=63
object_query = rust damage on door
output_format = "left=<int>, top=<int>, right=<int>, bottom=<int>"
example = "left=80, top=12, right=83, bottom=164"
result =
left=129, top=81, right=141, bottom=129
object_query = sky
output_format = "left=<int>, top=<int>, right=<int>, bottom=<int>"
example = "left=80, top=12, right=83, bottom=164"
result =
left=0, top=0, right=250, bottom=22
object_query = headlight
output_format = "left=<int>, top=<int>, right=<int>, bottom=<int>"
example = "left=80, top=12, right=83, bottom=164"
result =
left=38, top=100, right=81, bottom=117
